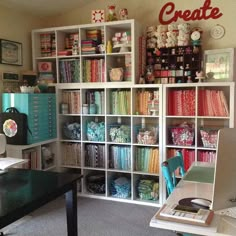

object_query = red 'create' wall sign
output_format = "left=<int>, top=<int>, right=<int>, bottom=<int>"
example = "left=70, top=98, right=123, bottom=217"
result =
left=159, top=0, right=223, bottom=25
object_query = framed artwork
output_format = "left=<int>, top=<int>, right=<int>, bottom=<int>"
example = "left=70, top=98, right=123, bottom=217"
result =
left=91, top=10, right=105, bottom=23
left=203, top=48, right=235, bottom=82
left=0, top=39, right=23, bottom=66
left=2, top=72, right=19, bottom=81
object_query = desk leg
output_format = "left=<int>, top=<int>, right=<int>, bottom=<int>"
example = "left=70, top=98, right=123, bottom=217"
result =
left=66, top=182, right=78, bottom=236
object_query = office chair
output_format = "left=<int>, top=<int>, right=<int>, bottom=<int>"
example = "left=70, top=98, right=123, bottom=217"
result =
left=162, top=150, right=185, bottom=195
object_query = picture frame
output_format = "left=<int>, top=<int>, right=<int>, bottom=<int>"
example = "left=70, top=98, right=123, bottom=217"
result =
left=2, top=71, right=19, bottom=81
left=203, top=48, right=235, bottom=82
left=91, top=10, right=105, bottom=23
left=0, top=39, right=23, bottom=66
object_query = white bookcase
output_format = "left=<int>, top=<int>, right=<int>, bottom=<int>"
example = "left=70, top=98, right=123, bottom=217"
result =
left=32, top=20, right=164, bottom=206
left=31, top=20, right=235, bottom=207
left=162, top=82, right=235, bottom=200
left=6, top=139, right=57, bottom=171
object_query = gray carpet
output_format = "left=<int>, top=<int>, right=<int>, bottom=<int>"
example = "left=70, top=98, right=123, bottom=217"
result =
left=6, top=197, right=176, bottom=236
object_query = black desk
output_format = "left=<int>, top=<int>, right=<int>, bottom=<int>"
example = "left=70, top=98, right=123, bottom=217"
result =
left=0, top=169, right=82, bottom=236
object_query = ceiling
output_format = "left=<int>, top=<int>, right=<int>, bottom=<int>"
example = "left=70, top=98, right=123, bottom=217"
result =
left=0, top=0, right=91, bottom=17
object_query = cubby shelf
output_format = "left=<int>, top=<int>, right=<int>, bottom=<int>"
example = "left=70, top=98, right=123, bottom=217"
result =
left=31, top=20, right=235, bottom=207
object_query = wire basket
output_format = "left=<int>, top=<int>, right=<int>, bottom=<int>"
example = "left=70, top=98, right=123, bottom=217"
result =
left=200, top=129, right=219, bottom=148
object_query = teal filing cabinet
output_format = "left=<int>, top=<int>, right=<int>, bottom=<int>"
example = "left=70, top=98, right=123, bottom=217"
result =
left=2, top=93, right=57, bottom=144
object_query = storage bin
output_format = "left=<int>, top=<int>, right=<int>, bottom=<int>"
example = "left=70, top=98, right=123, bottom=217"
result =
left=109, top=124, right=131, bottom=143
left=110, top=176, right=131, bottom=199
left=200, top=128, right=219, bottom=148
left=137, top=179, right=159, bottom=201
left=86, top=174, right=105, bottom=194
left=170, top=127, right=194, bottom=146
left=86, top=121, right=105, bottom=142
left=136, top=125, right=158, bottom=145
left=63, top=122, right=81, bottom=140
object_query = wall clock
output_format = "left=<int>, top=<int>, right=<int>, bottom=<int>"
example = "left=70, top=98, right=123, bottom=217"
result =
left=210, top=24, right=225, bottom=39
left=191, top=30, right=201, bottom=41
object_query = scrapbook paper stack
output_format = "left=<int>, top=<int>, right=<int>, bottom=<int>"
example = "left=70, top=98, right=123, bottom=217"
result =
left=0, top=157, right=26, bottom=174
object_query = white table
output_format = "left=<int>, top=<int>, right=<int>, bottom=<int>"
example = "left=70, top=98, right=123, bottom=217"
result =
left=150, top=162, right=236, bottom=236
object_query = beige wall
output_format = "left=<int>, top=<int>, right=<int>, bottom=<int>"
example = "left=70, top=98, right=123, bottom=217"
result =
left=0, top=6, right=45, bottom=108
left=45, top=0, right=236, bottom=50
left=0, top=6, right=45, bottom=75
left=0, top=0, right=235, bottom=76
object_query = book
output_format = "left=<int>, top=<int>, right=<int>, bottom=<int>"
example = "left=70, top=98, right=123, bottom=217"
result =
left=0, top=157, right=26, bottom=172
left=156, top=203, right=214, bottom=226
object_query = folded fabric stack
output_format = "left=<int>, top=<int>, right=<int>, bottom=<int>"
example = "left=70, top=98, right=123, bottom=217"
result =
left=110, top=177, right=131, bottom=199
left=81, top=40, right=98, bottom=54
left=138, top=179, right=159, bottom=200
left=86, top=29, right=102, bottom=44
left=63, top=122, right=81, bottom=140
left=86, top=174, right=105, bottom=194
left=109, top=124, right=131, bottom=143
left=86, top=121, right=105, bottom=142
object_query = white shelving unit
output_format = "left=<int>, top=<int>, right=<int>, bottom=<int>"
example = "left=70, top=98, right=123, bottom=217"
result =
left=6, top=139, right=57, bottom=171
left=162, top=82, right=235, bottom=200
left=31, top=20, right=235, bottom=207
left=32, top=20, right=164, bottom=206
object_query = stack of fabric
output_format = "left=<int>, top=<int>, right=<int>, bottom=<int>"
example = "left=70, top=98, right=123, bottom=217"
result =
left=81, top=40, right=98, bottom=54
left=110, top=177, right=131, bottom=199
left=138, top=179, right=159, bottom=201
left=86, top=174, right=105, bottom=194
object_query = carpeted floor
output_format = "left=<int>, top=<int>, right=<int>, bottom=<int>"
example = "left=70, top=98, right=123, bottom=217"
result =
left=4, top=197, right=176, bottom=236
